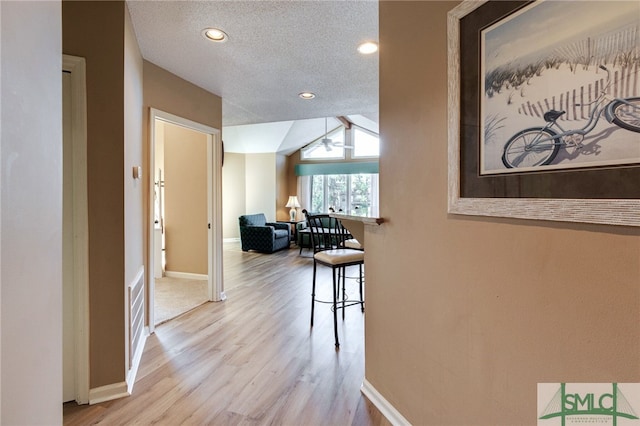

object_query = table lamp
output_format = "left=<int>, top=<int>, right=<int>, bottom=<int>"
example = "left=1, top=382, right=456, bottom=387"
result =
left=285, top=196, right=301, bottom=221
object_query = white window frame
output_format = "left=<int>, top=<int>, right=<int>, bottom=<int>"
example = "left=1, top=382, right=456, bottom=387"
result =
left=310, top=173, right=379, bottom=216
left=351, top=126, right=380, bottom=159
left=301, top=126, right=346, bottom=160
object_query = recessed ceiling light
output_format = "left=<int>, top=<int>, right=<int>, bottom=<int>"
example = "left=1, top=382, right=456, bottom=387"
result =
left=202, top=28, right=228, bottom=43
left=299, top=92, right=316, bottom=100
left=357, top=41, right=378, bottom=54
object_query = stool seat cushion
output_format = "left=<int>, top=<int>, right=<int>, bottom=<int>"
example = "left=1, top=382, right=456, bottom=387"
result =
left=314, top=249, right=364, bottom=265
left=344, top=238, right=363, bottom=250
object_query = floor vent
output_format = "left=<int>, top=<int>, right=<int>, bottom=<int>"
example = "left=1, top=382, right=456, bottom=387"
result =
left=129, top=271, right=145, bottom=369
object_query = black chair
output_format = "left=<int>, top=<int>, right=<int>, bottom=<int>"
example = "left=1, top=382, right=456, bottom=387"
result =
left=307, top=213, right=364, bottom=347
left=297, top=210, right=324, bottom=254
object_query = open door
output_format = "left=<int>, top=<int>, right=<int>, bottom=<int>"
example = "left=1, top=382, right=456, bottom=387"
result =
left=148, top=109, right=224, bottom=333
left=62, top=55, right=89, bottom=405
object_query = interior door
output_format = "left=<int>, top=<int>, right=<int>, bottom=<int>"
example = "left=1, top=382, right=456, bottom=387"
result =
left=62, top=70, right=75, bottom=403
left=62, top=55, right=89, bottom=405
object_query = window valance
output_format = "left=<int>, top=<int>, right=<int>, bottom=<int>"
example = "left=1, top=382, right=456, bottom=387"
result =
left=294, top=162, right=378, bottom=176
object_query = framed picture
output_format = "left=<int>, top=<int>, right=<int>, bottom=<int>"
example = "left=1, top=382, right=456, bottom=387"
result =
left=447, top=0, right=640, bottom=227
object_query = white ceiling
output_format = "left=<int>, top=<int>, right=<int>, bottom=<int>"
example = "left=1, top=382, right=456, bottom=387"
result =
left=126, top=0, right=379, bottom=154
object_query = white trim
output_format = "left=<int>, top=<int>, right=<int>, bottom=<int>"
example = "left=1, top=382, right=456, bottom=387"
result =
left=207, top=135, right=214, bottom=301
left=164, top=271, right=208, bottom=281
left=148, top=112, right=157, bottom=333
left=126, top=327, right=148, bottom=395
left=361, top=379, right=411, bottom=426
left=63, top=54, right=90, bottom=405
left=89, top=381, right=129, bottom=405
left=0, top=1, right=3, bottom=415
left=223, top=237, right=241, bottom=243
left=152, top=109, right=219, bottom=136
left=210, top=127, right=225, bottom=302
left=148, top=108, right=224, bottom=333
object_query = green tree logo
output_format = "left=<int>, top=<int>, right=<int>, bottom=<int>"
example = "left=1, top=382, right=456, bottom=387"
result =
left=539, top=383, right=639, bottom=425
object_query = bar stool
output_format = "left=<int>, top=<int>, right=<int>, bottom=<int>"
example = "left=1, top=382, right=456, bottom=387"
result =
left=307, top=213, right=364, bottom=348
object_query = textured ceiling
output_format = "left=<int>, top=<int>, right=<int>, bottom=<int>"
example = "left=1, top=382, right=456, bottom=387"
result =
left=127, top=0, right=379, bottom=129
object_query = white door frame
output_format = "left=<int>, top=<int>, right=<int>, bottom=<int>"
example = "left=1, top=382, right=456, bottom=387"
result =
left=148, top=108, right=224, bottom=333
left=62, top=54, right=89, bottom=405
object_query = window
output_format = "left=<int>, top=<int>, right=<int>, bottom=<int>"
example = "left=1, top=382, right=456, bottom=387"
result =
left=310, top=173, right=378, bottom=216
left=352, top=127, right=379, bottom=158
left=301, top=127, right=345, bottom=160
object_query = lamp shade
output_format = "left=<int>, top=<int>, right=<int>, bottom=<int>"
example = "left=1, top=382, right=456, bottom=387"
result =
left=286, top=196, right=301, bottom=221
left=285, top=196, right=301, bottom=208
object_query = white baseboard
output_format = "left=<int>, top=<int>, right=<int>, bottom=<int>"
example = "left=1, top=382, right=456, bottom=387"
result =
left=164, top=270, right=208, bottom=280
left=89, top=381, right=129, bottom=405
left=361, top=379, right=411, bottom=426
left=223, top=237, right=240, bottom=243
left=126, top=327, right=148, bottom=395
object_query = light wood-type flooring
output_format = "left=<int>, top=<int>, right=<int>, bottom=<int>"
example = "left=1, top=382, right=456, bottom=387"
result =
left=63, top=242, right=390, bottom=425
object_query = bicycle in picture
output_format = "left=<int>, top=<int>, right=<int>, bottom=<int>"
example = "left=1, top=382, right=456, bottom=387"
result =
left=502, top=65, right=640, bottom=169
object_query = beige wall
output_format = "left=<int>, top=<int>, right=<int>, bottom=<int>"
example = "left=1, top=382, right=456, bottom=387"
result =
left=222, top=153, right=247, bottom=239
left=143, top=61, right=222, bottom=131
left=154, top=120, right=165, bottom=185
left=124, top=4, right=145, bottom=365
left=286, top=153, right=299, bottom=213
left=222, top=153, right=285, bottom=237
left=366, top=2, right=640, bottom=424
left=63, top=0, right=127, bottom=388
left=275, top=154, right=289, bottom=221
left=1, top=1, right=63, bottom=423
left=143, top=60, right=222, bottom=284
left=246, top=153, right=277, bottom=222
left=163, top=123, right=208, bottom=275
left=63, top=1, right=222, bottom=390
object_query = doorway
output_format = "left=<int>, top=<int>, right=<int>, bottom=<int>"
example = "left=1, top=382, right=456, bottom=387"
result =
left=62, top=55, right=89, bottom=404
left=148, top=109, right=224, bottom=333
left=154, top=121, right=206, bottom=323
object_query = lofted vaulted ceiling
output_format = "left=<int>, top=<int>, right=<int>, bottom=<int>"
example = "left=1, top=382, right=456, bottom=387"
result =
left=126, top=0, right=379, bottom=154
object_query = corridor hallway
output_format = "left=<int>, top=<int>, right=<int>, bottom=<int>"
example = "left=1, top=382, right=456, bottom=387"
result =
left=63, top=242, right=389, bottom=425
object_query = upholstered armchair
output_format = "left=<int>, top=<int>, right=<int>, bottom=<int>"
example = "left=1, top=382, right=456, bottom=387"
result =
left=238, top=213, right=291, bottom=253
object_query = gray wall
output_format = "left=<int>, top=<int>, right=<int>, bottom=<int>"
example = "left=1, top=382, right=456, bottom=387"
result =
left=1, top=1, right=63, bottom=423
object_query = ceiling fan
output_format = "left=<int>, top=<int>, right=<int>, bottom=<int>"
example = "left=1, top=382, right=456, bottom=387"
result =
left=320, top=117, right=353, bottom=151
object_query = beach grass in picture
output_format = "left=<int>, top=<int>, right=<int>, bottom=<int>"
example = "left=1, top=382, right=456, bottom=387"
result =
left=480, top=0, right=640, bottom=175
